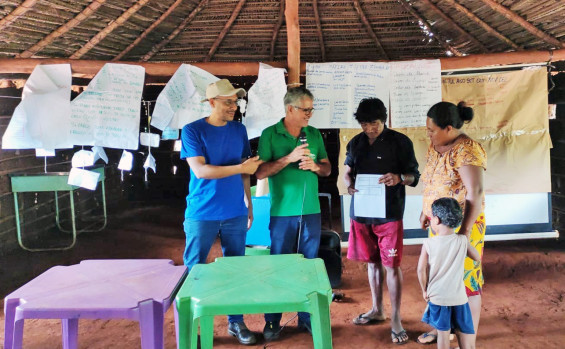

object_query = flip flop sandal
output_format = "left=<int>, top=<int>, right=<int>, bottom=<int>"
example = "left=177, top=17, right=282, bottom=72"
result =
left=352, top=313, right=386, bottom=325
left=416, top=332, right=437, bottom=344
left=391, top=330, right=409, bottom=345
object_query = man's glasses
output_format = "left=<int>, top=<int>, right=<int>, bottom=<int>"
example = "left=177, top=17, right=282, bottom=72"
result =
left=213, top=98, right=241, bottom=107
left=292, top=105, right=315, bottom=114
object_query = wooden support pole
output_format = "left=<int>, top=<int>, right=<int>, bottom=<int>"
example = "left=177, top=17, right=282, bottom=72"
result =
left=441, top=0, right=521, bottom=51
left=269, top=0, right=286, bottom=61
left=141, top=0, right=209, bottom=62
left=312, top=0, right=325, bottom=62
left=353, top=0, right=389, bottom=60
left=204, top=0, right=247, bottom=62
left=285, top=0, right=300, bottom=85
left=418, top=0, right=489, bottom=53
left=479, top=0, right=564, bottom=49
left=113, top=0, right=184, bottom=61
left=0, top=0, right=39, bottom=32
left=2, top=49, right=564, bottom=78
left=17, top=0, right=107, bottom=59
left=69, top=0, right=151, bottom=59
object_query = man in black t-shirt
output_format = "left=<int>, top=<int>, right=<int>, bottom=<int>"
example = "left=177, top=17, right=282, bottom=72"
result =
left=343, top=98, right=420, bottom=345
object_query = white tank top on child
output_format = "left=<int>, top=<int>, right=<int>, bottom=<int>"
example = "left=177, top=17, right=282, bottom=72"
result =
left=423, top=234, right=468, bottom=306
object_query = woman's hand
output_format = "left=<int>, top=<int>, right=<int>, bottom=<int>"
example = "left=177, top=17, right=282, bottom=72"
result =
left=420, top=211, right=430, bottom=230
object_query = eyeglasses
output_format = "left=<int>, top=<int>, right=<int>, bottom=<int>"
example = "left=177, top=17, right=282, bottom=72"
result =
left=292, top=105, right=315, bottom=114
left=213, top=98, right=241, bottom=107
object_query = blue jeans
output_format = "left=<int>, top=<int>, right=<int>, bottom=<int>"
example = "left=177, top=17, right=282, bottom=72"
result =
left=183, top=215, right=248, bottom=323
left=265, top=213, right=321, bottom=324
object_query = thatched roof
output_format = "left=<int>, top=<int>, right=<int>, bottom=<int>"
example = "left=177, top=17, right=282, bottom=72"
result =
left=0, top=0, right=563, bottom=63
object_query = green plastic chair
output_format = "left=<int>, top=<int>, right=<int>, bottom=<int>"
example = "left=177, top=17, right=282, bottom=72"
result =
left=174, top=254, right=333, bottom=348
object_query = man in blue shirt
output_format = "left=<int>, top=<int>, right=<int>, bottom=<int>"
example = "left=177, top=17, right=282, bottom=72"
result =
left=180, top=79, right=262, bottom=345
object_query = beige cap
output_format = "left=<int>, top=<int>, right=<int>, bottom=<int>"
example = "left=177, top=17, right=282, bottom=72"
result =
left=202, top=79, right=246, bottom=102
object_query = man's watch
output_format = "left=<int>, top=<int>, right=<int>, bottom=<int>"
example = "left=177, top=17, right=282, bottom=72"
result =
left=400, top=174, right=406, bottom=184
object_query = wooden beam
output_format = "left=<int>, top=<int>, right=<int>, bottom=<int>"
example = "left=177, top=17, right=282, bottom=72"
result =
left=418, top=0, right=489, bottom=53
left=17, top=0, right=107, bottom=58
left=312, top=0, right=325, bottom=62
left=479, top=0, right=564, bottom=49
left=2, top=49, right=564, bottom=77
left=285, top=0, right=300, bottom=85
left=112, top=0, right=184, bottom=61
left=396, top=0, right=463, bottom=57
left=441, top=0, right=521, bottom=51
left=69, top=0, right=150, bottom=59
left=0, top=0, right=39, bottom=32
left=352, top=0, right=389, bottom=60
left=204, top=0, right=246, bottom=62
left=270, top=0, right=285, bottom=61
left=141, top=0, right=209, bottom=62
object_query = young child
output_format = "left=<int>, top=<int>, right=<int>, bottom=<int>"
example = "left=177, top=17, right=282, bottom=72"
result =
left=417, top=198, right=481, bottom=349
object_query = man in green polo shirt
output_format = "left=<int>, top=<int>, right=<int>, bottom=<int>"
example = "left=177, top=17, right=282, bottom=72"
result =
left=256, top=86, right=331, bottom=340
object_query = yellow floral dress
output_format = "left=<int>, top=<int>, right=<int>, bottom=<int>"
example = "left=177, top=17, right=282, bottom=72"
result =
left=421, top=136, right=487, bottom=294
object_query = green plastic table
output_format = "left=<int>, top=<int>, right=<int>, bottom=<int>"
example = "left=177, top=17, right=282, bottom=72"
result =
left=9, top=166, right=107, bottom=252
left=174, top=254, right=333, bottom=349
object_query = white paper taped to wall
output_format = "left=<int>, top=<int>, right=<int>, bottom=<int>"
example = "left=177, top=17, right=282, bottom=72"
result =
left=69, top=63, right=145, bottom=150
left=245, top=63, right=287, bottom=139
left=151, top=64, right=219, bottom=130
left=2, top=64, right=73, bottom=150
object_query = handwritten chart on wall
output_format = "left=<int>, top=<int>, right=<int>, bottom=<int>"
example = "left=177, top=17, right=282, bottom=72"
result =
left=151, top=64, right=219, bottom=130
left=306, top=62, right=390, bottom=129
left=70, top=63, right=145, bottom=150
left=390, top=60, right=441, bottom=128
left=2, top=64, right=73, bottom=150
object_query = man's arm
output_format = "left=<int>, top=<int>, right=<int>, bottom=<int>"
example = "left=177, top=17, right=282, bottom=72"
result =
left=298, top=157, right=331, bottom=177
left=242, top=174, right=253, bottom=229
left=417, top=244, right=430, bottom=301
left=187, top=156, right=261, bottom=180
left=255, top=144, right=310, bottom=180
left=343, top=165, right=358, bottom=195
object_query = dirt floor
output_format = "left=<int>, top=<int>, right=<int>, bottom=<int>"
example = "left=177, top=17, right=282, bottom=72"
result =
left=1, top=204, right=564, bottom=348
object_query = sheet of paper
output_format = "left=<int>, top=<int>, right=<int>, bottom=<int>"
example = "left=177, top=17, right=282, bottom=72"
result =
left=71, top=149, right=95, bottom=168
left=3, top=64, right=73, bottom=150
left=306, top=62, right=390, bottom=129
left=151, top=64, right=219, bottom=130
left=143, top=153, right=156, bottom=173
left=118, top=150, right=133, bottom=171
left=173, top=140, right=182, bottom=152
left=245, top=63, right=287, bottom=139
left=36, top=148, right=55, bottom=157
left=92, top=146, right=108, bottom=164
left=69, top=63, right=145, bottom=150
left=68, top=167, right=100, bottom=191
left=390, top=60, right=442, bottom=128
left=139, top=132, right=160, bottom=147
left=353, top=174, right=386, bottom=218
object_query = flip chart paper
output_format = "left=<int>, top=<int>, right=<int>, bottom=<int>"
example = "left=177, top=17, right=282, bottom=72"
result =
left=3, top=64, right=72, bottom=150
left=245, top=63, right=287, bottom=139
left=353, top=174, right=386, bottom=218
left=151, top=64, right=219, bottom=130
left=68, top=168, right=100, bottom=191
left=306, top=62, right=390, bottom=129
left=69, top=63, right=145, bottom=150
left=390, top=60, right=442, bottom=128
left=140, top=132, right=160, bottom=147
left=117, top=150, right=133, bottom=171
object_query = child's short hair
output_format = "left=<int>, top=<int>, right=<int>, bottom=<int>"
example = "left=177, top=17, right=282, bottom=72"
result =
left=431, top=198, right=463, bottom=228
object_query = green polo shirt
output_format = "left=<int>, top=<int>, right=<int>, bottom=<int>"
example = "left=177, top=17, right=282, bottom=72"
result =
left=258, top=119, right=328, bottom=216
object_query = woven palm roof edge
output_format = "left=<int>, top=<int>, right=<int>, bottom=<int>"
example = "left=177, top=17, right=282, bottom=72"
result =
left=0, top=0, right=563, bottom=63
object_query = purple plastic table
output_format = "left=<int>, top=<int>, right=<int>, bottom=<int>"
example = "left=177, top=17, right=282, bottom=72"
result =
left=3, top=259, right=187, bottom=349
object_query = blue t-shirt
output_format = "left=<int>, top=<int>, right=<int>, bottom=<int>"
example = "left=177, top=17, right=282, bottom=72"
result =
left=180, top=118, right=251, bottom=220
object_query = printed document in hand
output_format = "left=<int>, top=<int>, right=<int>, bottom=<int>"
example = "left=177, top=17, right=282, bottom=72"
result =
left=354, top=174, right=386, bottom=218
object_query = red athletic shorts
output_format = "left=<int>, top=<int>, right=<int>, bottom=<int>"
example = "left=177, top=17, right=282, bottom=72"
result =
left=347, top=219, right=403, bottom=267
